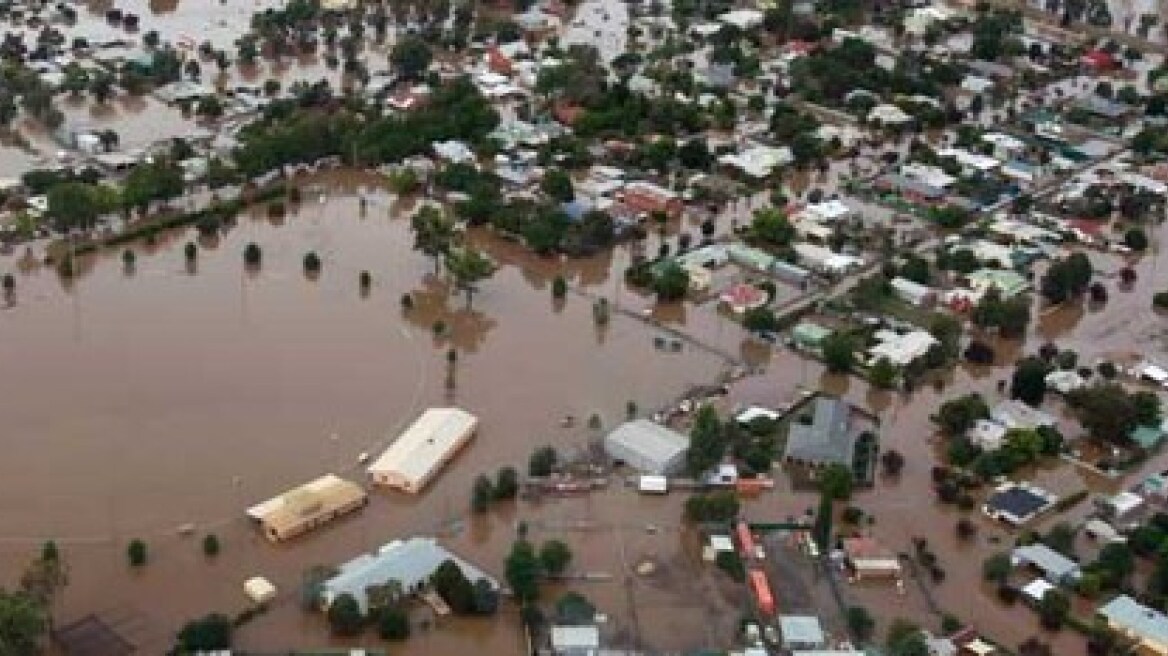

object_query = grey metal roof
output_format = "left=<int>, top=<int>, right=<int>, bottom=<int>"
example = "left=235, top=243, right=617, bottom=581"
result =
left=605, top=420, right=689, bottom=475
left=1013, top=544, right=1080, bottom=582
left=780, top=615, right=826, bottom=647
left=1099, top=595, right=1168, bottom=647
left=322, top=537, right=497, bottom=613
left=784, top=398, right=856, bottom=466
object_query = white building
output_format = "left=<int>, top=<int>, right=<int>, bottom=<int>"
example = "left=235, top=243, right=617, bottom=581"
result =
left=604, top=420, right=689, bottom=475
left=792, top=243, right=862, bottom=276
left=321, top=537, right=497, bottom=613
left=367, top=408, right=478, bottom=493
left=868, top=329, right=938, bottom=367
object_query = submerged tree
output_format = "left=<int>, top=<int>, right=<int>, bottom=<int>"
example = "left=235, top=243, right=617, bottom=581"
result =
left=444, top=247, right=496, bottom=309
left=411, top=206, right=457, bottom=273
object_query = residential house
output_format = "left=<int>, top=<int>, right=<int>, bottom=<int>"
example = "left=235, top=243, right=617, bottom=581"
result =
left=320, top=537, right=498, bottom=613
left=868, top=329, right=939, bottom=367
left=1012, top=544, right=1082, bottom=585
left=1098, top=595, right=1168, bottom=655
left=784, top=397, right=859, bottom=468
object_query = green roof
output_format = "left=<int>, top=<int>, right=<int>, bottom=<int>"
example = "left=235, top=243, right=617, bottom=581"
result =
left=969, top=269, right=1030, bottom=298
left=1131, top=425, right=1165, bottom=449
left=792, top=321, right=833, bottom=345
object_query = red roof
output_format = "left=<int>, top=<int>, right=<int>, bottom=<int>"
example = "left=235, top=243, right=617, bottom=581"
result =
left=1067, top=218, right=1104, bottom=236
left=784, top=40, right=816, bottom=55
left=1081, top=49, right=1117, bottom=69
left=487, top=47, right=513, bottom=75
left=552, top=102, right=583, bottom=126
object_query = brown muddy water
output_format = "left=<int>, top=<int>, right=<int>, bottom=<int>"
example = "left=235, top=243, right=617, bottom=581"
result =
left=0, top=171, right=738, bottom=653
left=2, top=174, right=1167, bottom=653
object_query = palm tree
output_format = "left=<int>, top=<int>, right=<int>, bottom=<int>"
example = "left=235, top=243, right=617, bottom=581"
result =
left=444, top=247, right=496, bottom=309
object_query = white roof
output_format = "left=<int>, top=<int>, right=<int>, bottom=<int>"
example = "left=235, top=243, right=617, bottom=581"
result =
left=804, top=199, right=853, bottom=222
left=551, top=625, right=600, bottom=650
left=605, top=420, right=689, bottom=475
left=1110, top=491, right=1144, bottom=516
left=244, top=576, right=277, bottom=604
left=938, top=147, right=1001, bottom=172
left=367, top=408, right=477, bottom=491
left=718, top=145, right=793, bottom=178
left=717, top=8, right=764, bottom=29
left=737, top=406, right=782, bottom=423
left=869, top=329, right=938, bottom=367
left=709, top=535, right=734, bottom=552
left=638, top=475, right=668, bottom=493
left=1022, top=577, right=1055, bottom=602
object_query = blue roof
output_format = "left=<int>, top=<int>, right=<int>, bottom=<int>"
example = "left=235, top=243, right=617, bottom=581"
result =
left=561, top=199, right=591, bottom=221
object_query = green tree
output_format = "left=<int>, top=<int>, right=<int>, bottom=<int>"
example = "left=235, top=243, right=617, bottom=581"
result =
left=377, top=607, right=410, bottom=640
left=887, top=618, right=929, bottom=656
left=471, top=474, right=494, bottom=514
left=202, top=534, right=220, bottom=557
left=539, top=540, right=573, bottom=576
left=1040, top=253, right=1093, bottom=304
left=445, top=247, right=496, bottom=309
left=1037, top=589, right=1070, bottom=630
left=391, top=36, right=432, bottom=79
left=684, top=491, right=740, bottom=522
left=846, top=605, right=875, bottom=642
left=505, top=541, right=541, bottom=603
left=1010, top=357, right=1048, bottom=406
left=411, top=206, right=457, bottom=273
left=1125, top=227, right=1149, bottom=251
left=982, top=553, right=1011, bottom=584
left=819, top=464, right=854, bottom=500
left=494, top=466, right=519, bottom=500
left=812, top=493, right=833, bottom=550
left=127, top=539, right=147, bottom=567
left=822, top=332, right=856, bottom=373
left=61, top=63, right=89, bottom=96
left=326, top=593, right=365, bottom=636
left=935, top=393, right=990, bottom=435
left=870, top=357, right=896, bottom=389
left=176, top=613, right=232, bottom=651
left=1067, top=383, right=1149, bottom=444
left=652, top=261, right=690, bottom=301
left=47, top=182, right=117, bottom=231
left=687, top=405, right=725, bottom=476
left=748, top=208, right=795, bottom=247
left=121, top=160, right=184, bottom=212
left=743, top=307, right=778, bottom=333
left=529, top=446, right=557, bottom=477
left=430, top=560, right=475, bottom=614
left=0, top=590, right=46, bottom=655
left=540, top=168, right=574, bottom=202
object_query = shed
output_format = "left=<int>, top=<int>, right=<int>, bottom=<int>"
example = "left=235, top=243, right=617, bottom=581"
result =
left=551, top=625, right=600, bottom=656
left=780, top=615, right=826, bottom=649
left=890, top=276, right=937, bottom=308
left=367, top=408, right=478, bottom=493
left=842, top=536, right=901, bottom=580
left=791, top=322, right=833, bottom=354
left=244, top=577, right=277, bottom=605
left=1021, top=577, right=1055, bottom=604
left=638, top=475, right=668, bottom=494
left=604, top=420, right=689, bottom=475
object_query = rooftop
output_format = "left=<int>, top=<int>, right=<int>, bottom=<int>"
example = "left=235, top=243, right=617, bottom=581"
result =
left=1099, top=595, right=1168, bottom=647
left=784, top=397, right=857, bottom=467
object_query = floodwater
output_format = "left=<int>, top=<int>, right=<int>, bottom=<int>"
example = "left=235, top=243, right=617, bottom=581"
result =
left=0, top=171, right=737, bottom=652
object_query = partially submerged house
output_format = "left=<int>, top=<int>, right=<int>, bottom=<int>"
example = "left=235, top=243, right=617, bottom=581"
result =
left=246, top=474, right=368, bottom=542
left=604, top=420, right=689, bottom=475
left=320, top=537, right=497, bottom=613
left=784, top=397, right=859, bottom=468
left=367, top=408, right=478, bottom=494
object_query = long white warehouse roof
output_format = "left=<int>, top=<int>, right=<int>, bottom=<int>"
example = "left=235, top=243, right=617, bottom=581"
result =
left=368, top=408, right=478, bottom=493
